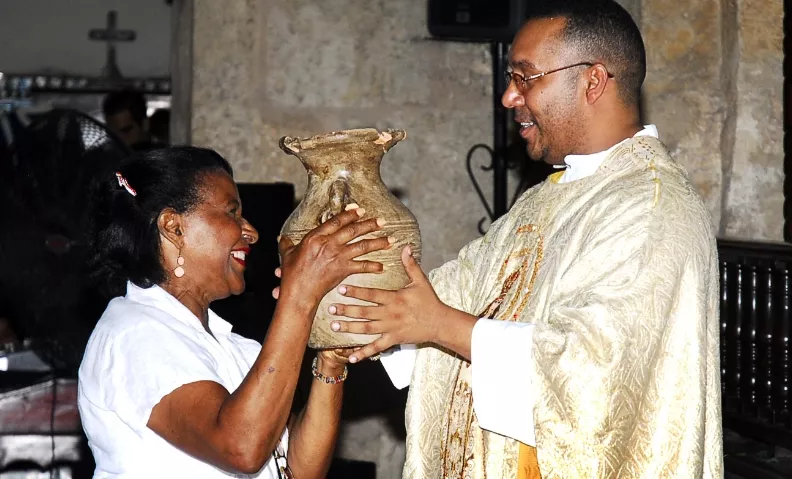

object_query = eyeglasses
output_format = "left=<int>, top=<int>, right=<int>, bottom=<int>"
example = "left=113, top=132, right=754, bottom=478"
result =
left=504, top=62, right=614, bottom=92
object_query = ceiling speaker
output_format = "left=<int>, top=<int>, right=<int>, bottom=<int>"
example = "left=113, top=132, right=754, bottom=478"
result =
left=428, top=0, right=529, bottom=43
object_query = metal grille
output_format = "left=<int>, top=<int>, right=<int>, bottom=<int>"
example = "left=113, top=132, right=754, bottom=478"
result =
left=719, top=239, right=792, bottom=448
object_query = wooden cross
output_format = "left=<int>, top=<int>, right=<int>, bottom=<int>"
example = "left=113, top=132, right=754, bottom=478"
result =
left=88, top=10, right=136, bottom=80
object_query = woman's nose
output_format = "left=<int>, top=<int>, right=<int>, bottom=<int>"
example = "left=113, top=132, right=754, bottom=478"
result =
left=241, top=218, right=259, bottom=244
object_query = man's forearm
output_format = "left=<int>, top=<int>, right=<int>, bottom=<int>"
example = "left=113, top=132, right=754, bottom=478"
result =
left=287, top=356, right=345, bottom=478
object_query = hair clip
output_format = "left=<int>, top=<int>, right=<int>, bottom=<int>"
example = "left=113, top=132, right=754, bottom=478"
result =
left=115, top=172, right=137, bottom=197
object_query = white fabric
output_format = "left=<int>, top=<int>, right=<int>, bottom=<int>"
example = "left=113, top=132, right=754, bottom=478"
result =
left=78, top=282, right=288, bottom=479
left=379, top=344, right=416, bottom=389
left=558, top=125, right=659, bottom=183
left=470, top=320, right=536, bottom=446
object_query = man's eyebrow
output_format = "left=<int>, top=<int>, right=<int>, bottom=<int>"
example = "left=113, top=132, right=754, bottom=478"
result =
left=509, top=59, right=539, bottom=70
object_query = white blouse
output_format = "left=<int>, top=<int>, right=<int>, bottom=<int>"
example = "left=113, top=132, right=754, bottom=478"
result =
left=78, top=282, right=289, bottom=478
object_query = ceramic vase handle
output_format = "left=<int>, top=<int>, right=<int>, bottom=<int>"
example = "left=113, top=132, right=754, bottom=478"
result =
left=319, top=178, right=357, bottom=224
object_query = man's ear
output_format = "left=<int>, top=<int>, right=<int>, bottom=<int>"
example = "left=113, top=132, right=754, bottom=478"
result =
left=584, top=64, right=611, bottom=105
left=158, top=208, right=184, bottom=249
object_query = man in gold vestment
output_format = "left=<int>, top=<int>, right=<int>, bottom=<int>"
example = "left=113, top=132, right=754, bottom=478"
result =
left=329, top=0, right=723, bottom=477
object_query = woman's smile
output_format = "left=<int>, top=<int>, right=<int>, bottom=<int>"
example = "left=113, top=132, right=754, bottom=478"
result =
left=230, top=247, right=250, bottom=267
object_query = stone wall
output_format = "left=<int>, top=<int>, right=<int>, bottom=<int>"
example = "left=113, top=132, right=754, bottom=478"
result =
left=720, top=0, right=784, bottom=239
left=191, top=0, right=494, bottom=273
left=640, top=0, right=784, bottom=239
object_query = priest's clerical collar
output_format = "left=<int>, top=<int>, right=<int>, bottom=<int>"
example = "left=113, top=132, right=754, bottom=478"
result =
left=555, top=125, right=659, bottom=184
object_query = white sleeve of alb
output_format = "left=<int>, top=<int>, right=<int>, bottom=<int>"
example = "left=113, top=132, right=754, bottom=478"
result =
left=379, top=344, right=417, bottom=389
left=470, top=319, right=536, bottom=446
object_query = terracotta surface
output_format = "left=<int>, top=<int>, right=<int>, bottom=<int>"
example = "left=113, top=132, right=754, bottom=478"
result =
left=279, top=128, right=422, bottom=349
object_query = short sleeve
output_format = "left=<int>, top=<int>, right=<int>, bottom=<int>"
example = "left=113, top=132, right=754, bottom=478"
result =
left=80, top=320, right=224, bottom=437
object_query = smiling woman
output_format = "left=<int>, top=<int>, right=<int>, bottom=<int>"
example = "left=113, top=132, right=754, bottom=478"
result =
left=79, top=146, right=390, bottom=478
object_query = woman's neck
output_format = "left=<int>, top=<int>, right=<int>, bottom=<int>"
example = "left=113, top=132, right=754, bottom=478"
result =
left=161, top=281, right=212, bottom=330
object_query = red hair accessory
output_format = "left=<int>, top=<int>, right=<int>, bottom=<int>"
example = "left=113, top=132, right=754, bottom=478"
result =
left=115, top=172, right=137, bottom=197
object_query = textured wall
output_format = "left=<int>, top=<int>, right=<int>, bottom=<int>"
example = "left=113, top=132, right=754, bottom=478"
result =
left=641, top=0, right=727, bottom=227
left=720, top=0, right=784, bottom=239
left=192, top=0, right=493, bottom=272
left=640, top=0, right=784, bottom=240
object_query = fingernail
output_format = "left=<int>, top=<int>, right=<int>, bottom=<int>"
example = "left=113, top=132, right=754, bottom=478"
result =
left=356, top=208, right=366, bottom=217
left=328, top=305, right=337, bottom=314
left=276, top=235, right=282, bottom=243
left=338, top=285, right=347, bottom=295
left=349, top=356, right=358, bottom=363
left=387, top=236, right=396, bottom=244
left=345, top=203, right=360, bottom=211
left=331, top=321, right=340, bottom=331
left=376, top=218, right=387, bottom=227
left=405, top=245, right=413, bottom=256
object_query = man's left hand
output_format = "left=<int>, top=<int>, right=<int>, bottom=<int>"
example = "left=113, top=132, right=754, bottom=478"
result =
left=329, top=246, right=449, bottom=363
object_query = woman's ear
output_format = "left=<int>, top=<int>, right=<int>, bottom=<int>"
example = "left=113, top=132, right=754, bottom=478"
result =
left=157, top=208, right=185, bottom=249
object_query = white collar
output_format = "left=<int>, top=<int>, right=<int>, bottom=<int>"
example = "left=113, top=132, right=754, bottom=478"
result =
left=125, top=281, right=233, bottom=336
left=556, top=125, right=659, bottom=184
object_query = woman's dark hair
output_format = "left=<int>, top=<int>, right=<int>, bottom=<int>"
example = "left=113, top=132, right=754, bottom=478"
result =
left=89, top=146, right=233, bottom=296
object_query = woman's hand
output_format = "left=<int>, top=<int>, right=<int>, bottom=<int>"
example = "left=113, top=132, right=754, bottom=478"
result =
left=277, top=205, right=393, bottom=306
left=315, top=348, right=359, bottom=376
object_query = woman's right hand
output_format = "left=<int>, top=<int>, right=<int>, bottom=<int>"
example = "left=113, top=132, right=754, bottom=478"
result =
left=276, top=204, right=392, bottom=305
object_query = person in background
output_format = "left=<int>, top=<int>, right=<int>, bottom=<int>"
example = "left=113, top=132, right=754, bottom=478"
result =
left=102, top=90, right=159, bottom=150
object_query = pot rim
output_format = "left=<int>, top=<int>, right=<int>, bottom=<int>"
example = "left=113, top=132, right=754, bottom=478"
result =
left=279, top=128, right=406, bottom=154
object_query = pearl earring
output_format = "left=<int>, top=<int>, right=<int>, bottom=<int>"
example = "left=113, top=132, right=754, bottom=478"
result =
left=174, top=252, right=185, bottom=278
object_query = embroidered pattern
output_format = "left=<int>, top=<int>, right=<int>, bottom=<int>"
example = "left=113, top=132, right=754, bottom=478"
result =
left=439, top=224, right=545, bottom=478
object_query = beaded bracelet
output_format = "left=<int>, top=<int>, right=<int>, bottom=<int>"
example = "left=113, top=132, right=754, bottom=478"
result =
left=311, top=357, right=348, bottom=384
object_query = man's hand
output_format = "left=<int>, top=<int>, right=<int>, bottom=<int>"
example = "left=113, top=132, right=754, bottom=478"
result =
left=328, top=246, right=478, bottom=362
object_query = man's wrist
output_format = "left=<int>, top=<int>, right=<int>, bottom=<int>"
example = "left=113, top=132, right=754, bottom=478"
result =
left=433, top=307, right=478, bottom=360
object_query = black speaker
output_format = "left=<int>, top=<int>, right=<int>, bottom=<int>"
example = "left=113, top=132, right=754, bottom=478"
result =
left=427, top=0, right=529, bottom=43
left=211, top=182, right=295, bottom=342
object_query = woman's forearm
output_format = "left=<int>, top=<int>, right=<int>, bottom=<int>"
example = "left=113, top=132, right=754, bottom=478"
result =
left=287, top=356, right=345, bottom=478
left=214, top=288, right=317, bottom=471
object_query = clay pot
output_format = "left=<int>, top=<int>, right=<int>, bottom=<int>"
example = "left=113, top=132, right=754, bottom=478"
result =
left=278, top=128, right=422, bottom=349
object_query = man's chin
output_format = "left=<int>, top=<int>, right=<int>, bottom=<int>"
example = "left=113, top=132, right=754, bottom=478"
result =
left=525, top=146, right=547, bottom=163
